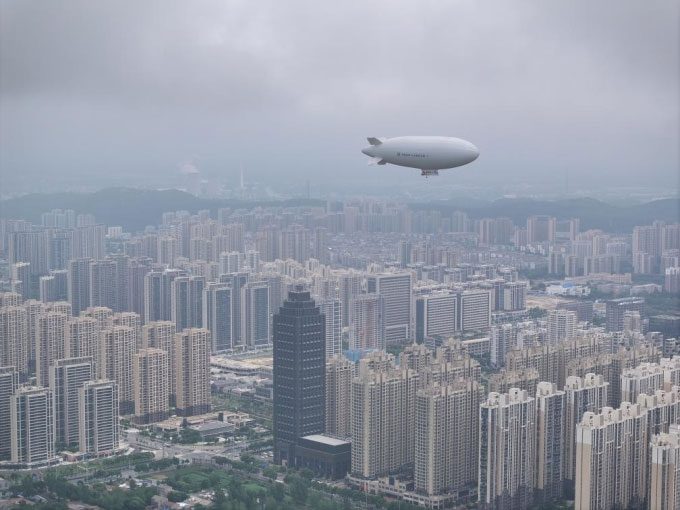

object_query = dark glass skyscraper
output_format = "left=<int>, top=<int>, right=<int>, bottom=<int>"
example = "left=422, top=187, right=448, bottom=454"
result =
left=273, top=285, right=326, bottom=466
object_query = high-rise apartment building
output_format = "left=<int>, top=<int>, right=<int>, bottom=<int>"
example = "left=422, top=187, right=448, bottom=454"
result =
left=10, top=261, right=31, bottom=300
left=221, top=272, right=248, bottom=348
left=479, top=388, right=536, bottom=510
left=99, top=326, right=137, bottom=415
left=65, top=317, right=99, bottom=371
left=36, top=311, right=68, bottom=386
left=366, top=273, right=413, bottom=345
left=535, top=382, right=566, bottom=504
left=50, top=356, right=93, bottom=448
left=82, top=305, right=113, bottom=330
left=488, top=368, right=539, bottom=396
left=650, top=425, right=680, bottom=510
left=415, top=292, right=457, bottom=344
left=637, top=389, right=680, bottom=437
left=89, top=259, right=116, bottom=310
left=0, top=367, right=19, bottom=461
left=319, top=299, right=342, bottom=359
left=273, top=287, right=326, bottom=465
left=414, top=380, right=483, bottom=497
left=662, top=356, right=680, bottom=390
left=527, top=215, right=556, bottom=244
left=133, top=348, right=169, bottom=424
left=621, top=362, right=664, bottom=403
left=457, top=289, right=492, bottom=332
left=490, top=323, right=518, bottom=368
left=351, top=367, right=419, bottom=478
left=39, top=270, right=68, bottom=303
left=202, top=282, right=232, bottom=352
left=171, top=276, right=205, bottom=332
left=605, top=297, right=645, bottom=333
left=503, top=281, right=527, bottom=311
left=349, top=294, right=385, bottom=351
left=174, top=328, right=211, bottom=417
left=242, top=281, right=270, bottom=348
left=279, top=225, right=310, bottom=263
left=575, top=403, right=648, bottom=510
left=0, top=305, right=28, bottom=375
left=563, top=374, right=609, bottom=490
left=547, top=309, right=576, bottom=344
left=142, top=321, right=176, bottom=404
left=10, top=386, right=56, bottom=466
left=78, top=379, right=119, bottom=456
left=68, top=258, right=92, bottom=315
left=325, top=354, right=353, bottom=439
left=338, top=272, right=362, bottom=328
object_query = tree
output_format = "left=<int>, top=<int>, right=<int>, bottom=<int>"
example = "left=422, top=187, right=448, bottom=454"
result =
left=169, top=491, right=189, bottom=502
left=228, top=477, right=244, bottom=501
left=288, top=475, right=308, bottom=505
left=270, top=482, right=285, bottom=502
left=262, top=466, right=278, bottom=480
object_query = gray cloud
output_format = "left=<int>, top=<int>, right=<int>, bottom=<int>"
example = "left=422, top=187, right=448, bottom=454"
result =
left=1, top=0, right=678, bottom=195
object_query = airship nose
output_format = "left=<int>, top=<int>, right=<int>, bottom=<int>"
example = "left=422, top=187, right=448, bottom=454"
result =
left=467, top=143, right=480, bottom=162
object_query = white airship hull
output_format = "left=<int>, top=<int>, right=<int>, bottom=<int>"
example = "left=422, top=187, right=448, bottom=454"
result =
left=362, top=136, right=479, bottom=176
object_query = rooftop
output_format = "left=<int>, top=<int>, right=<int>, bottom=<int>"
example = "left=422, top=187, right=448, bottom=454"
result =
left=302, top=434, right=350, bottom=446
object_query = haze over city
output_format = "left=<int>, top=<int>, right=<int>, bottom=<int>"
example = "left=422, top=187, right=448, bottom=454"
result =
left=1, top=0, right=679, bottom=197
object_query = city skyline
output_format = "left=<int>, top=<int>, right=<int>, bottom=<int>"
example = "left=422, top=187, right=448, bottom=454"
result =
left=0, top=1, right=678, bottom=507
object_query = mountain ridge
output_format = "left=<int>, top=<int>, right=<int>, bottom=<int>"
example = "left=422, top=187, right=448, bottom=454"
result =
left=1, top=187, right=677, bottom=233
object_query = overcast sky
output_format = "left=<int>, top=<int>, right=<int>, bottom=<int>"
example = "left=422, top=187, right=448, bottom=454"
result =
left=1, top=0, right=678, bottom=195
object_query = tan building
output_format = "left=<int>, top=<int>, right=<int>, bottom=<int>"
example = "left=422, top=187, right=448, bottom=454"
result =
left=621, top=362, right=665, bottom=403
left=563, top=374, right=609, bottom=490
left=142, top=321, right=177, bottom=402
left=0, top=305, right=28, bottom=375
left=575, top=403, right=649, bottom=510
left=349, top=293, right=385, bottom=351
left=638, top=388, right=680, bottom=437
left=133, top=348, right=169, bottom=424
left=82, top=306, right=113, bottom=330
left=506, top=344, right=560, bottom=388
left=400, top=342, right=433, bottom=375
left=356, top=350, right=395, bottom=376
left=99, top=325, right=137, bottom=415
left=650, top=425, right=680, bottom=510
left=661, top=356, right=680, bottom=391
left=65, top=317, right=99, bottom=369
left=79, top=379, right=119, bottom=455
left=325, top=354, right=353, bottom=439
left=535, top=382, right=566, bottom=504
left=351, top=367, right=419, bottom=478
left=478, top=388, right=536, bottom=510
left=174, top=328, right=211, bottom=416
left=36, top=311, right=68, bottom=386
left=609, top=344, right=660, bottom=408
left=414, top=380, right=483, bottom=497
left=488, top=368, right=539, bottom=396
left=546, top=309, right=576, bottom=344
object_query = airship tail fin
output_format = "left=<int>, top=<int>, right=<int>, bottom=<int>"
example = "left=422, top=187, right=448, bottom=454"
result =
left=367, top=137, right=383, bottom=146
left=368, top=157, right=387, bottom=166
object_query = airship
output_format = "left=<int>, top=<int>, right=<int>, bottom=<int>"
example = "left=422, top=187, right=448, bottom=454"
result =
left=361, top=136, right=479, bottom=177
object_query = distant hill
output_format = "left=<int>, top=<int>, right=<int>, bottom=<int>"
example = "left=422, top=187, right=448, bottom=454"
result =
left=412, top=196, right=680, bottom=233
left=0, top=188, right=324, bottom=232
left=1, top=187, right=678, bottom=234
